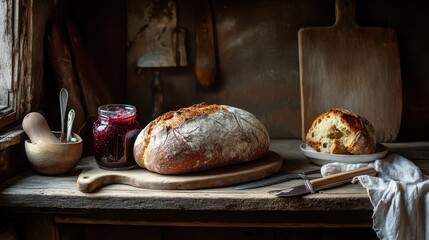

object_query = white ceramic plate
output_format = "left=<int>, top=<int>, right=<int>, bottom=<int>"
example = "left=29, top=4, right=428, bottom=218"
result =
left=300, top=143, right=389, bottom=166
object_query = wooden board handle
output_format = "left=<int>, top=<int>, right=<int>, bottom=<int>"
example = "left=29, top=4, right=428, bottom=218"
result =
left=195, top=0, right=217, bottom=89
left=310, top=166, right=376, bottom=191
left=334, top=0, right=357, bottom=28
left=77, top=171, right=136, bottom=193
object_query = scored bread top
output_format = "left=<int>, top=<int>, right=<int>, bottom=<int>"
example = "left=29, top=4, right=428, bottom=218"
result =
left=306, top=108, right=376, bottom=155
left=136, top=103, right=226, bottom=164
left=150, top=103, right=227, bottom=129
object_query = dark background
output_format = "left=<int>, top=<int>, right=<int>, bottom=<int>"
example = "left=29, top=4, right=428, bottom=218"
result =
left=47, top=0, right=429, bottom=141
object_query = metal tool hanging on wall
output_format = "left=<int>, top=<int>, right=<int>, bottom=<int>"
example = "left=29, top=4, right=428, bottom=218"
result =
left=134, top=0, right=187, bottom=68
left=131, top=0, right=188, bottom=119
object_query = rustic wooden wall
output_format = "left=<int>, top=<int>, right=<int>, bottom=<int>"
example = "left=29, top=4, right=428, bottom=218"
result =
left=126, top=0, right=336, bottom=139
left=68, top=0, right=429, bottom=141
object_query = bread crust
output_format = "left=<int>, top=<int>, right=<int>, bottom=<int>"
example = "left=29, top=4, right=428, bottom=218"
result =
left=306, top=108, right=376, bottom=155
left=133, top=103, right=270, bottom=174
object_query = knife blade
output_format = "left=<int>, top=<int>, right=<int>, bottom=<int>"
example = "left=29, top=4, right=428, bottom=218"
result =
left=234, top=169, right=320, bottom=190
left=268, top=166, right=376, bottom=197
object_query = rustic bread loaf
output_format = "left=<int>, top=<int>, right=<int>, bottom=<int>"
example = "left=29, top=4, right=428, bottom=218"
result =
left=133, top=103, right=270, bottom=174
left=306, top=108, right=376, bottom=155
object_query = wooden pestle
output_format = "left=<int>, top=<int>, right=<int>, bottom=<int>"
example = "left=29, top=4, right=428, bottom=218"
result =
left=22, top=112, right=60, bottom=144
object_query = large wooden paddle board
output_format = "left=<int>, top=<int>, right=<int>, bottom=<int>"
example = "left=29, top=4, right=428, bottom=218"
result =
left=299, top=0, right=402, bottom=142
left=77, top=151, right=282, bottom=192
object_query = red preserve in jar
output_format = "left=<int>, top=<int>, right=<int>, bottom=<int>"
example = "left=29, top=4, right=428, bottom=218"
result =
left=93, top=104, right=141, bottom=170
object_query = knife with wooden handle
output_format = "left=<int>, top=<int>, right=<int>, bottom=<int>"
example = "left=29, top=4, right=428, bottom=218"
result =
left=269, top=166, right=376, bottom=197
left=195, top=0, right=217, bottom=89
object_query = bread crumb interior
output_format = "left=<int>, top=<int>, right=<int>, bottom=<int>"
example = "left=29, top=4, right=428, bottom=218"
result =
left=308, top=117, right=353, bottom=154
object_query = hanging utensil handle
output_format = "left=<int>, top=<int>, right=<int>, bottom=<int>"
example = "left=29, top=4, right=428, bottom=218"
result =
left=195, top=0, right=217, bottom=89
left=59, top=88, right=69, bottom=142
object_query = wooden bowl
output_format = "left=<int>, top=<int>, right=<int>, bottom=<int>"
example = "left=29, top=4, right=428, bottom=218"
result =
left=24, top=132, right=83, bottom=175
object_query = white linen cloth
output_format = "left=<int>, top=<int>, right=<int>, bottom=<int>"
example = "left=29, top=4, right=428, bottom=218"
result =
left=321, top=154, right=429, bottom=240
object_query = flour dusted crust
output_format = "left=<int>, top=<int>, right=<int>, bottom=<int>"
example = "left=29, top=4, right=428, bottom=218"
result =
left=133, top=103, right=270, bottom=174
left=306, top=108, right=376, bottom=155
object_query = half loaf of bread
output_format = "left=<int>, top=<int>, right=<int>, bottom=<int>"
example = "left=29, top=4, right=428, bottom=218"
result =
left=133, top=103, right=270, bottom=174
left=306, top=108, right=376, bottom=155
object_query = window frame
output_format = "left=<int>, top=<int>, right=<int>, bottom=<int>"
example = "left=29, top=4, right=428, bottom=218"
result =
left=0, top=0, right=20, bottom=130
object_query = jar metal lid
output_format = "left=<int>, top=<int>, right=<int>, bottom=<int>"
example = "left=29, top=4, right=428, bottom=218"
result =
left=98, top=104, right=137, bottom=120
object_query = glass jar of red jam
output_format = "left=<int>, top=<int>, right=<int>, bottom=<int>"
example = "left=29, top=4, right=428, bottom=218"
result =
left=93, top=104, right=141, bottom=170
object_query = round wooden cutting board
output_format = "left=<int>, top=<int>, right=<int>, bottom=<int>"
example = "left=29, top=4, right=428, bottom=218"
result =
left=77, top=151, right=282, bottom=192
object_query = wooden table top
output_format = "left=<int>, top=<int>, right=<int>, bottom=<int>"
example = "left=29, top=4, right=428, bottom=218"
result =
left=0, top=139, right=428, bottom=217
